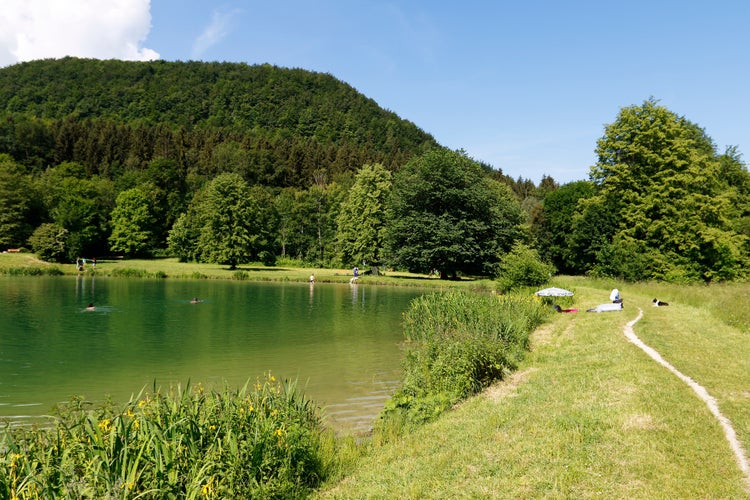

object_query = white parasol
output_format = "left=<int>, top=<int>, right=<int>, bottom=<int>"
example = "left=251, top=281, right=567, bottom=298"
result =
left=534, top=287, right=574, bottom=297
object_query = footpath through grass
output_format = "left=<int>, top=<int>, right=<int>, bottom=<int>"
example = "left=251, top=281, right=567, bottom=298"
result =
left=317, top=279, right=750, bottom=498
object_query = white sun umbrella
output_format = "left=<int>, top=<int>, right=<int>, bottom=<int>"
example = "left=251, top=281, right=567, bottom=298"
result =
left=534, top=287, right=574, bottom=297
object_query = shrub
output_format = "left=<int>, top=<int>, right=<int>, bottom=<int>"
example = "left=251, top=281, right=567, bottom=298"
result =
left=259, top=251, right=277, bottom=267
left=110, top=267, right=148, bottom=278
left=0, top=266, right=62, bottom=276
left=27, top=223, right=69, bottom=263
left=275, top=257, right=306, bottom=268
left=497, top=243, right=555, bottom=292
left=233, top=270, right=249, bottom=280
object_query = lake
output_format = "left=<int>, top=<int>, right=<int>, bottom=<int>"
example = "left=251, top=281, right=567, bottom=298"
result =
left=0, top=275, right=426, bottom=434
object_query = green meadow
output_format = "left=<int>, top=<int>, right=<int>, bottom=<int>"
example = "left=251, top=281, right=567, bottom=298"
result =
left=316, top=278, right=750, bottom=498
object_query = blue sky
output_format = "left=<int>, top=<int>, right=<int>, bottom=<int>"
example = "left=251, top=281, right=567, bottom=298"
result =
left=1, top=1, right=748, bottom=183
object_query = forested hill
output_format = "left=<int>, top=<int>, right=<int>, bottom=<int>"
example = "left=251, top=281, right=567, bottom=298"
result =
left=0, top=57, right=438, bottom=186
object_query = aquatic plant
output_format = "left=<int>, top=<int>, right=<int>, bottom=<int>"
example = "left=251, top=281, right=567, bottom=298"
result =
left=0, top=375, right=327, bottom=498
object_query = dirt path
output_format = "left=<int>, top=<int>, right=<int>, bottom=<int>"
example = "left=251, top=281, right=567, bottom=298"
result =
left=625, top=308, right=750, bottom=491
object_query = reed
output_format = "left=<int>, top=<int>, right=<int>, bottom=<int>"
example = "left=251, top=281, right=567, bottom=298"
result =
left=375, top=291, right=548, bottom=440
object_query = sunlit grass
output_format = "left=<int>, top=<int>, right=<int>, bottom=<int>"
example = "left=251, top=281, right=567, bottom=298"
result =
left=0, top=252, right=493, bottom=290
left=316, top=281, right=750, bottom=498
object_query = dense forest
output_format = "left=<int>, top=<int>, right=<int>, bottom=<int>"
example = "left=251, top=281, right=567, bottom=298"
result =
left=0, top=57, right=441, bottom=182
left=0, top=58, right=748, bottom=282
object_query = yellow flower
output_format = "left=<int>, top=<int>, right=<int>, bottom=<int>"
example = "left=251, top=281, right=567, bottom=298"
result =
left=275, top=428, right=284, bottom=437
left=201, top=477, right=214, bottom=497
left=209, top=425, right=216, bottom=431
left=126, top=408, right=134, bottom=418
left=248, top=405, right=254, bottom=413
left=133, top=419, right=139, bottom=430
left=138, top=399, right=147, bottom=408
left=98, top=418, right=111, bottom=432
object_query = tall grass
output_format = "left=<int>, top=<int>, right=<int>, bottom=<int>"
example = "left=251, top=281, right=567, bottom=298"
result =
left=376, top=291, right=548, bottom=440
left=0, top=266, right=64, bottom=276
left=1, top=375, right=329, bottom=498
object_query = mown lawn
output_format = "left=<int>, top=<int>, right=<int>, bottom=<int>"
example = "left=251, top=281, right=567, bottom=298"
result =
left=316, top=279, right=750, bottom=498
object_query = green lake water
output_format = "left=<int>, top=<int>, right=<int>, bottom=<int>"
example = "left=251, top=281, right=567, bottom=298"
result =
left=0, top=276, right=425, bottom=434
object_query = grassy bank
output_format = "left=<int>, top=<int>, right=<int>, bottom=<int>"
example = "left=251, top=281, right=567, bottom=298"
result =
left=317, top=280, right=750, bottom=498
left=0, top=252, right=495, bottom=290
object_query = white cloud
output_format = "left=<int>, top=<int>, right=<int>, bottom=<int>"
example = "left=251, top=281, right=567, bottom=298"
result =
left=0, top=0, right=159, bottom=67
left=191, top=8, right=239, bottom=60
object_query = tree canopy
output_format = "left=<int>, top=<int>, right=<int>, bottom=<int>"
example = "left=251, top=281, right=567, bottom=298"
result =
left=335, top=163, right=392, bottom=267
left=0, top=154, right=33, bottom=248
left=533, top=180, right=594, bottom=274
left=109, top=187, right=158, bottom=258
left=198, top=174, right=269, bottom=269
left=385, top=149, right=525, bottom=279
left=578, top=99, right=750, bottom=281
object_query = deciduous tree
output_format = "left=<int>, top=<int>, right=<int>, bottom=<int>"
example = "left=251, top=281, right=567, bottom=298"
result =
left=195, top=173, right=255, bottom=269
left=385, top=149, right=524, bottom=279
left=534, top=180, right=594, bottom=274
left=583, top=99, right=749, bottom=281
left=28, top=223, right=69, bottom=262
left=109, top=187, right=157, bottom=258
left=335, top=163, right=391, bottom=267
left=0, top=154, right=33, bottom=249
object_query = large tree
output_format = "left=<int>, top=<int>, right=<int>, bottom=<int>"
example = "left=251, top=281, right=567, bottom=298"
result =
left=109, top=187, right=158, bottom=258
left=385, top=149, right=524, bottom=279
left=581, top=98, right=749, bottom=281
left=335, top=163, right=391, bottom=267
left=36, top=162, right=115, bottom=261
left=195, top=173, right=257, bottom=269
left=533, top=180, right=595, bottom=274
left=0, top=154, right=33, bottom=249
left=173, top=173, right=278, bottom=269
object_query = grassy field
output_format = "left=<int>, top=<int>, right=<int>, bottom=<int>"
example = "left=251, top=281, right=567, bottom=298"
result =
left=317, top=278, right=750, bottom=498
left=4, top=252, right=750, bottom=497
left=0, top=252, right=497, bottom=292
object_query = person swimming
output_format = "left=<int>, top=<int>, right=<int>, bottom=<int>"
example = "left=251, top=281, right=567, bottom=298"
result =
left=85, top=303, right=95, bottom=311
left=190, top=297, right=200, bottom=304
